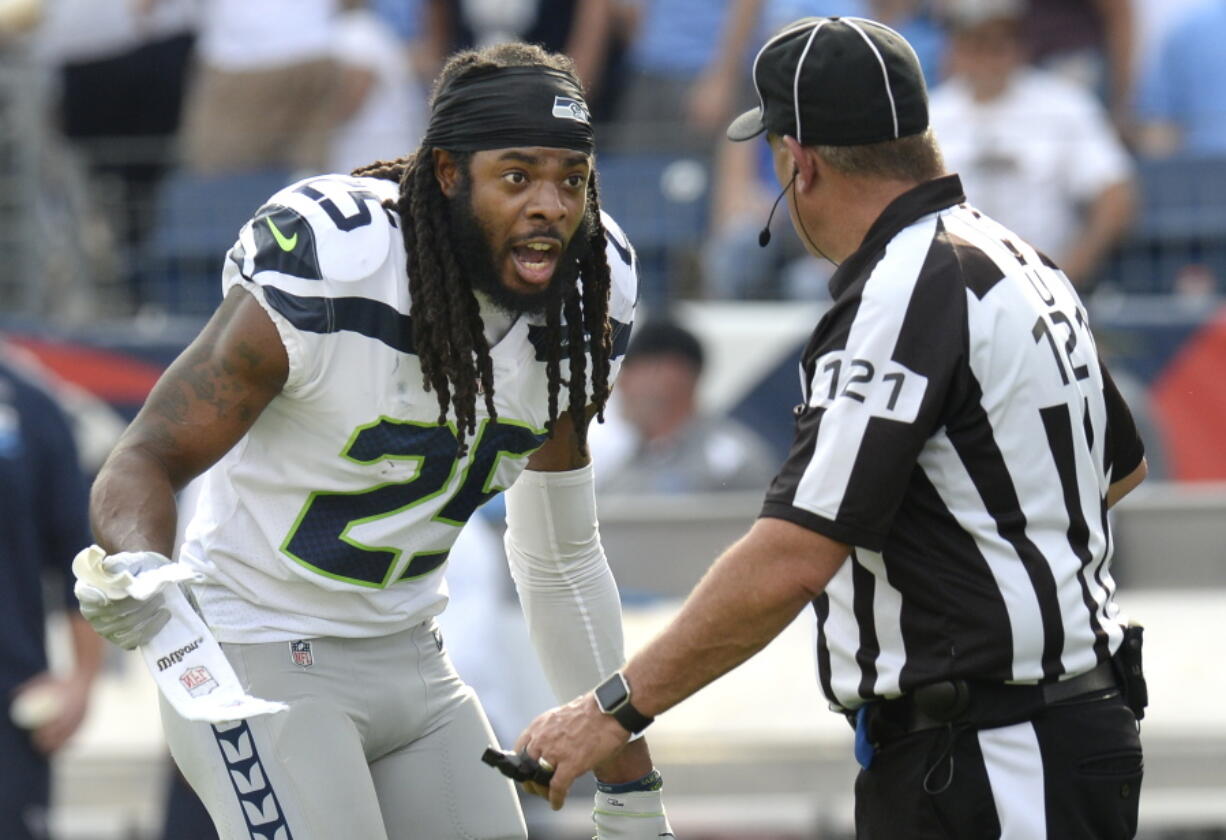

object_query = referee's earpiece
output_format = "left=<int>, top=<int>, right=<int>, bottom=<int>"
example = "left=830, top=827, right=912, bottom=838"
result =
left=758, top=166, right=799, bottom=248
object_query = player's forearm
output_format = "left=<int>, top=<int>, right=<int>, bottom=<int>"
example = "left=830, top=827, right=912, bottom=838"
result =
left=624, top=518, right=847, bottom=718
left=506, top=461, right=626, bottom=700
left=515, top=553, right=626, bottom=702
left=89, top=442, right=180, bottom=557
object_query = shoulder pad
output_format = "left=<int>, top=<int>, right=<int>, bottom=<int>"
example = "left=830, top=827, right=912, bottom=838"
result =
left=600, top=211, right=638, bottom=326
left=248, top=174, right=400, bottom=284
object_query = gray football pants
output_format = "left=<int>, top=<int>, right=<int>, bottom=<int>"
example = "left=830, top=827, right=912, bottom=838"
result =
left=160, top=620, right=528, bottom=840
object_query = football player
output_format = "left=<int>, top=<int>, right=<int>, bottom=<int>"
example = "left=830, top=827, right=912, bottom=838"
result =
left=79, top=43, right=672, bottom=840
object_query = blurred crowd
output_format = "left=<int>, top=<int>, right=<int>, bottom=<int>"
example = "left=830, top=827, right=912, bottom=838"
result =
left=1, top=0, right=1224, bottom=316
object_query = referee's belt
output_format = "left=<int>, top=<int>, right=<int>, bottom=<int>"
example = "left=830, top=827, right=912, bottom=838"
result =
left=863, top=660, right=1121, bottom=741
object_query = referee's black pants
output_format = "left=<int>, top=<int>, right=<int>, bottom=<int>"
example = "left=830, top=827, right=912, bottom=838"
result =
left=855, top=692, right=1143, bottom=839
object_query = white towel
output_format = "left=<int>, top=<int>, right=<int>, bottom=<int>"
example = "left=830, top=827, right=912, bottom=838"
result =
left=73, top=545, right=287, bottom=723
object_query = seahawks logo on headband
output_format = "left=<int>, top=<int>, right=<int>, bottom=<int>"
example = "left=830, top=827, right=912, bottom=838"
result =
left=423, top=68, right=596, bottom=153
left=552, top=96, right=591, bottom=125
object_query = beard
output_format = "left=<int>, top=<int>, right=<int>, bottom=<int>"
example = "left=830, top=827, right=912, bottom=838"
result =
left=446, top=177, right=593, bottom=317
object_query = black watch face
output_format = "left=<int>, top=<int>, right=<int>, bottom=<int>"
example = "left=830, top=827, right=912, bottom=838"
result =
left=595, top=675, right=629, bottom=712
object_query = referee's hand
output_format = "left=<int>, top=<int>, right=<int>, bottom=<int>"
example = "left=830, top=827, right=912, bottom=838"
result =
left=481, top=748, right=554, bottom=787
left=514, top=693, right=631, bottom=810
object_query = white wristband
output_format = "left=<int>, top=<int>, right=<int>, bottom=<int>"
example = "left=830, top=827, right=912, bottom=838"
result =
left=593, top=787, right=674, bottom=840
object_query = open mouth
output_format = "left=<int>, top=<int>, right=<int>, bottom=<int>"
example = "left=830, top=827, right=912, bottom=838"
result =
left=510, top=240, right=562, bottom=287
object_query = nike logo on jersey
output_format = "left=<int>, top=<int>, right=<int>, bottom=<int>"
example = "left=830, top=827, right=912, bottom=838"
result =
left=266, top=217, right=298, bottom=252
left=252, top=204, right=322, bottom=280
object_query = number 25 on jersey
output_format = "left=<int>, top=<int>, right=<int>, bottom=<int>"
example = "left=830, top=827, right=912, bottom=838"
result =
left=282, top=416, right=546, bottom=588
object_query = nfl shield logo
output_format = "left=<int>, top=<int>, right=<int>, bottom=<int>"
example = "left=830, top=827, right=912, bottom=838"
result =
left=290, top=640, right=314, bottom=668
left=179, top=666, right=219, bottom=697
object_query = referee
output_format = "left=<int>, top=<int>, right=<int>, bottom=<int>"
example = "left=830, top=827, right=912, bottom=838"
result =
left=515, top=15, right=1149, bottom=839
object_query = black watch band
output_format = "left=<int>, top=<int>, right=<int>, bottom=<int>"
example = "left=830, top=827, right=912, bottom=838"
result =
left=594, top=672, right=654, bottom=735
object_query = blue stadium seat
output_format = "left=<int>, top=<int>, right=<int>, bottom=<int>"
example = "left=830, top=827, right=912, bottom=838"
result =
left=134, top=167, right=293, bottom=315
left=595, top=153, right=712, bottom=304
left=1103, top=156, right=1226, bottom=294
left=1136, top=156, right=1226, bottom=239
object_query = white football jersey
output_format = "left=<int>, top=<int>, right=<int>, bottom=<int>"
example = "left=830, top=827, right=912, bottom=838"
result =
left=179, top=174, right=638, bottom=643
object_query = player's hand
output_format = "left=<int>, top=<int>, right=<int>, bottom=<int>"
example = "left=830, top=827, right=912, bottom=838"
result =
left=76, top=551, right=173, bottom=649
left=515, top=692, right=631, bottom=810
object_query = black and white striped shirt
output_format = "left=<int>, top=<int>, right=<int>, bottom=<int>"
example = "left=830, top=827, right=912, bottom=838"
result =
left=761, top=175, right=1144, bottom=712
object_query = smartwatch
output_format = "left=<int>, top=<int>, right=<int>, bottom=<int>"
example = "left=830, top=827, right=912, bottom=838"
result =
left=594, top=671, right=654, bottom=735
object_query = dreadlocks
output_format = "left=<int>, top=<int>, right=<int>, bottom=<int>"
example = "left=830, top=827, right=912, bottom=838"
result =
left=351, top=43, right=614, bottom=456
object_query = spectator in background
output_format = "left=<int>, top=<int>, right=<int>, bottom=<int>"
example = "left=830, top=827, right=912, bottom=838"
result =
left=1134, top=0, right=1226, bottom=159
left=611, top=0, right=763, bottom=151
left=1019, top=0, right=1134, bottom=126
left=929, top=0, right=1136, bottom=290
left=329, top=0, right=427, bottom=175
left=175, top=0, right=342, bottom=174
left=420, top=0, right=623, bottom=121
left=589, top=319, right=779, bottom=494
left=0, top=347, right=103, bottom=840
left=34, top=0, right=196, bottom=250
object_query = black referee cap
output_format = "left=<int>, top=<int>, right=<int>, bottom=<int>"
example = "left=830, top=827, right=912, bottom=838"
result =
left=727, top=16, right=929, bottom=146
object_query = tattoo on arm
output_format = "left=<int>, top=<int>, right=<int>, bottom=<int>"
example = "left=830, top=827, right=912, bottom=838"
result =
left=155, top=382, right=190, bottom=425
left=130, top=322, right=284, bottom=485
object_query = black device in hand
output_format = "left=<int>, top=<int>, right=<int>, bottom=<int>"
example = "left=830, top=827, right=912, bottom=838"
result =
left=481, top=748, right=556, bottom=786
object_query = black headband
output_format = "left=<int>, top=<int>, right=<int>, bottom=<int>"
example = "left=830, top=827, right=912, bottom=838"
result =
left=422, top=65, right=595, bottom=155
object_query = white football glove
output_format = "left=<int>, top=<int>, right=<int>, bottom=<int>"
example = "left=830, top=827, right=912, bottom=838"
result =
left=75, top=550, right=174, bottom=650
left=592, top=771, right=675, bottom=840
